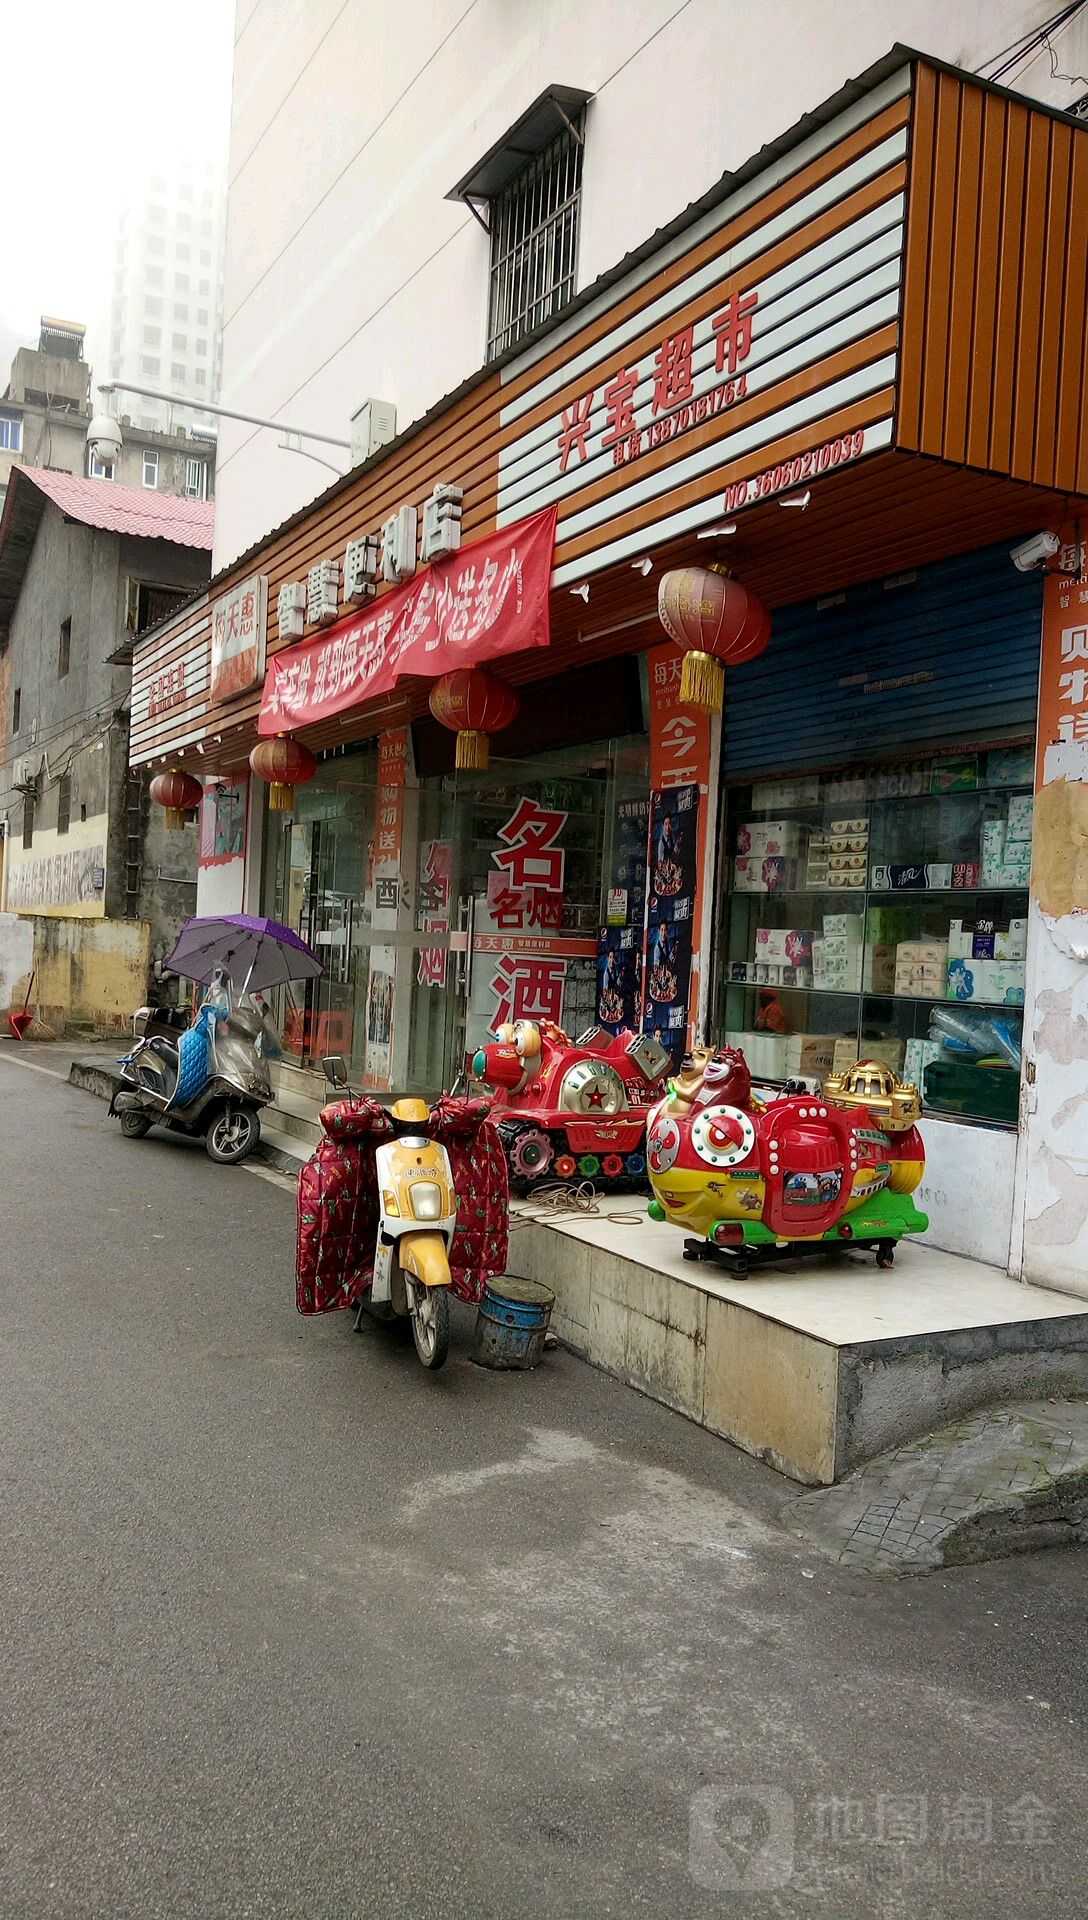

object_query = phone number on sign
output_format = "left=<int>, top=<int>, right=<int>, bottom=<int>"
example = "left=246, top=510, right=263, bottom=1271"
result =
left=722, top=428, right=867, bottom=511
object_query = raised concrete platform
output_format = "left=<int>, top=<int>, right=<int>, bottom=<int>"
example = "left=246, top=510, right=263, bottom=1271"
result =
left=65, top=1053, right=1088, bottom=1488
left=510, top=1204, right=1088, bottom=1485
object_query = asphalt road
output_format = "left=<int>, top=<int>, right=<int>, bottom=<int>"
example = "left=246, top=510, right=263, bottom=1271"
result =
left=2, top=1048, right=1086, bottom=1919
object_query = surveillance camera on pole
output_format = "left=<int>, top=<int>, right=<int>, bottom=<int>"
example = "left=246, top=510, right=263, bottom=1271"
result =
left=86, top=411, right=124, bottom=467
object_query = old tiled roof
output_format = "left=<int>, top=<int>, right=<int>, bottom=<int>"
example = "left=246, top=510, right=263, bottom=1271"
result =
left=9, top=466, right=214, bottom=548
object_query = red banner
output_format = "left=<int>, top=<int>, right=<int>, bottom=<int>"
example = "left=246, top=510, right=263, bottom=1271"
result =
left=258, top=505, right=556, bottom=736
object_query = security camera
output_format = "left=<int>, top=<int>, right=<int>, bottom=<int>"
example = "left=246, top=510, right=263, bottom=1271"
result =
left=1010, top=531, right=1060, bottom=573
left=86, top=412, right=123, bottom=466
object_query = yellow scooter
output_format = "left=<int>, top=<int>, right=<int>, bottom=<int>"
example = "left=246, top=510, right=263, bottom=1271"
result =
left=369, top=1096, right=458, bottom=1369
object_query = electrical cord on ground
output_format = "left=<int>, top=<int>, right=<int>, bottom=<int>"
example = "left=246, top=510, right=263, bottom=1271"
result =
left=509, top=1180, right=646, bottom=1228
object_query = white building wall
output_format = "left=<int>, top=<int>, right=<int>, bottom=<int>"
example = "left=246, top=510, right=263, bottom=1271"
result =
left=214, top=0, right=1088, bottom=569
left=107, top=160, right=227, bottom=443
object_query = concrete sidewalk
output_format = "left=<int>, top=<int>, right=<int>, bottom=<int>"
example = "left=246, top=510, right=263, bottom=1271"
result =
left=790, top=1400, right=1088, bottom=1574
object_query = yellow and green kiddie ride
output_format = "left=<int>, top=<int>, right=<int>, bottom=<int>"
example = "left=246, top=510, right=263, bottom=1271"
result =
left=645, top=1048, right=928, bottom=1277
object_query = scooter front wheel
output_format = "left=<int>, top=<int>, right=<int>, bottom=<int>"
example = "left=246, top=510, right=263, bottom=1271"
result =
left=410, top=1285, right=450, bottom=1370
left=206, top=1106, right=261, bottom=1164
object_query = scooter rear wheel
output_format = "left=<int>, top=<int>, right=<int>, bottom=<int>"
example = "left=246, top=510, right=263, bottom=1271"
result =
left=410, top=1286, right=450, bottom=1370
left=119, top=1110, right=152, bottom=1139
left=206, top=1106, right=261, bottom=1164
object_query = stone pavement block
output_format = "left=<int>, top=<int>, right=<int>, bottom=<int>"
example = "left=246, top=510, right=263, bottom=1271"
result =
left=791, top=1398, right=1088, bottom=1573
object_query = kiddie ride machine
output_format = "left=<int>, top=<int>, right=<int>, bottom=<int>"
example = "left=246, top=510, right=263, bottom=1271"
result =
left=645, top=1048, right=929, bottom=1276
left=471, top=1020, right=671, bottom=1190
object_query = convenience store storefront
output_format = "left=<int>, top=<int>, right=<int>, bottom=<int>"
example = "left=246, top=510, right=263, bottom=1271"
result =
left=130, top=51, right=1088, bottom=1293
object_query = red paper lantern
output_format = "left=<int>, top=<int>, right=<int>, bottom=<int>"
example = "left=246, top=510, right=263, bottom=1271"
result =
left=149, top=767, right=203, bottom=829
left=428, top=667, right=521, bottom=770
left=657, top=564, right=770, bottom=714
left=249, top=733, right=317, bottom=813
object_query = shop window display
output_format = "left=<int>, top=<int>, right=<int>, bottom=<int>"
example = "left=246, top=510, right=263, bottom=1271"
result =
left=717, top=746, right=1033, bottom=1127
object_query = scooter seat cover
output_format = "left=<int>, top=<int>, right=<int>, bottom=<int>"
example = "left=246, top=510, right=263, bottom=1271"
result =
left=167, top=1023, right=212, bottom=1110
left=296, top=1094, right=510, bottom=1314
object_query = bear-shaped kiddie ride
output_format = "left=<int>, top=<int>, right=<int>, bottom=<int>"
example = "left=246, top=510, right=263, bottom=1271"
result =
left=645, top=1048, right=928, bottom=1275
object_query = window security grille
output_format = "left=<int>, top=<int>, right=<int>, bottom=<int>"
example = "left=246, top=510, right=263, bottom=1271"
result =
left=487, top=110, right=584, bottom=361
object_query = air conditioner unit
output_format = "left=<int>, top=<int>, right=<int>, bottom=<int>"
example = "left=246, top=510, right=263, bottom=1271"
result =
left=12, top=756, right=41, bottom=795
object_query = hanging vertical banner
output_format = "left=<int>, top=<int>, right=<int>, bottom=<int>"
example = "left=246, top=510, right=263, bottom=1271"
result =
left=647, top=643, right=714, bottom=1043
left=596, top=796, right=649, bottom=1032
left=365, top=728, right=410, bottom=1089
left=642, top=782, right=699, bottom=1061
left=1036, top=532, right=1088, bottom=789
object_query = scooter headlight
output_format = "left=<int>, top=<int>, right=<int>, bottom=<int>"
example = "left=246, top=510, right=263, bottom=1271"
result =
left=409, top=1181, right=443, bottom=1221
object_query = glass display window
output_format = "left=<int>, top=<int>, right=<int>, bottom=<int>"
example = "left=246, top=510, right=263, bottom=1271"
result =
left=716, top=745, right=1033, bottom=1127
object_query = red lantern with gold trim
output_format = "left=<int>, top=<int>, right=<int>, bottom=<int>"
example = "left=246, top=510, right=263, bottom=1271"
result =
left=657, top=564, right=770, bottom=714
left=249, top=734, right=317, bottom=813
left=428, top=667, right=520, bottom=770
left=149, top=767, right=203, bottom=830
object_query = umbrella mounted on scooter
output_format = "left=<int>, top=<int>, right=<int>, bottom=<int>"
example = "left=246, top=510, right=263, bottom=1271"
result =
left=163, top=914, right=324, bottom=992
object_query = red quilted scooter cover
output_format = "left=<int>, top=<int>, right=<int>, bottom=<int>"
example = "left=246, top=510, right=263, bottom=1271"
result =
left=295, top=1095, right=510, bottom=1313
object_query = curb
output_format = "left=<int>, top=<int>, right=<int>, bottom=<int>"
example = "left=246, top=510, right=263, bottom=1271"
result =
left=67, top=1057, right=306, bottom=1181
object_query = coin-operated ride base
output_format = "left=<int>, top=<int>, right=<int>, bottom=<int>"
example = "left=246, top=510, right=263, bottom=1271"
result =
left=645, top=1048, right=928, bottom=1277
left=471, top=1020, right=671, bottom=1191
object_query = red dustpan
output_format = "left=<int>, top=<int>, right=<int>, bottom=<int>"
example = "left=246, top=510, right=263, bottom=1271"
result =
left=10, top=971, right=35, bottom=1041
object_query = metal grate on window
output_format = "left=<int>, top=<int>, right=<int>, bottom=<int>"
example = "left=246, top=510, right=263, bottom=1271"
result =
left=487, top=110, right=584, bottom=361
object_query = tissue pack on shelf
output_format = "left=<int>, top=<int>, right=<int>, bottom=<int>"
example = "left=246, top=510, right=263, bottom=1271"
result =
left=948, top=917, right=1027, bottom=962
left=894, top=938, right=950, bottom=998
left=946, top=957, right=1026, bottom=1005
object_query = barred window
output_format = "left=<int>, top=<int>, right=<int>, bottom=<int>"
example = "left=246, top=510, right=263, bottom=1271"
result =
left=487, top=109, right=584, bottom=361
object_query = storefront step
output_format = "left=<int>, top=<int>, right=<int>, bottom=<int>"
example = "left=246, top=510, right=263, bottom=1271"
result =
left=510, top=1205, right=1088, bottom=1486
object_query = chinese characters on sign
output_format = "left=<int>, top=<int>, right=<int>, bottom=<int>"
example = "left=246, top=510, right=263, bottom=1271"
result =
left=147, top=660, right=186, bottom=719
left=417, top=839, right=453, bottom=989
left=260, top=506, right=556, bottom=734
left=1037, top=538, right=1088, bottom=781
left=307, top=557, right=339, bottom=627
left=647, top=643, right=713, bottom=1047
left=557, top=292, right=757, bottom=475
left=469, top=796, right=596, bottom=1039
left=210, top=574, right=268, bottom=703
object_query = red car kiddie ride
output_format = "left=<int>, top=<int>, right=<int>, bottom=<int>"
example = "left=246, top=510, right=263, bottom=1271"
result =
left=471, top=1019, right=671, bottom=1189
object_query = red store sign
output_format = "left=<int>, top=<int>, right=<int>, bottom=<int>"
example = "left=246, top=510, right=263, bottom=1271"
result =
left=259, top=506, right=556, bottom=734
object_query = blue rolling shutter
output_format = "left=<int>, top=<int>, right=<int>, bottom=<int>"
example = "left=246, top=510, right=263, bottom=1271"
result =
left=723, top=544, right=1043, bottom=781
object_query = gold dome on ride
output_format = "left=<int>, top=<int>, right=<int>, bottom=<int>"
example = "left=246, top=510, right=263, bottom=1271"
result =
left=823, top=1059, right=923, bottom=1133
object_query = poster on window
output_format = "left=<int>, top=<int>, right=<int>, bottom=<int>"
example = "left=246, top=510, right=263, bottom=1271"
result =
left=642, top=783, right=699, bottom=1062
left=417, top=838, right=453, bottom=989
left=199, top=780, right=248, bottom=867
left=595, top=925, right=643, bottom=1033
left=467, top=794, right=596, bottom=1046
left=365, top=728, right=409, bottom=1088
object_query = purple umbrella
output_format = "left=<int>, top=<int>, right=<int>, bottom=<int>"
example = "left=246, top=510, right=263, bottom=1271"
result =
left=164, top=914, right=324, bottom=991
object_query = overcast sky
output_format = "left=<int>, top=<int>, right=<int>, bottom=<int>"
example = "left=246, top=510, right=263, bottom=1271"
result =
left=1, top=0, right=234, bottom=369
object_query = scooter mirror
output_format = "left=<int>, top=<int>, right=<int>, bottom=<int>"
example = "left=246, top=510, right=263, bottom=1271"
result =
left=322, top=1054, right=348, bottom=1087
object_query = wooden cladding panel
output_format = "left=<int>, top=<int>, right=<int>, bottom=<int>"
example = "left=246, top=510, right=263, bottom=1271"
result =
left=900, top=65, right=1088, bottom=495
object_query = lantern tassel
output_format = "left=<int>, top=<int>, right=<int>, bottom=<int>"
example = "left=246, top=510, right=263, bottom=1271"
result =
left=164, top=807, right=185, bottom=830
left=680, top=650, right=725, bottom=714
left=455, top=728, right=489, bottom=771
left=268, top=782, right=294, bottom=813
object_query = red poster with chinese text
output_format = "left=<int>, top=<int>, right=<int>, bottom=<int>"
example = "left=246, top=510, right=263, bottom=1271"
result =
left=259, top=506, right=557, bottom=735
left=1036, top=530, right=1088, bottom=791
left=647, top=643, right=714, bottom=1045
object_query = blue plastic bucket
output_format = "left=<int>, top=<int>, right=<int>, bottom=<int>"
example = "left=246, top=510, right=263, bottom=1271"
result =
left=472, top=1275, right=555, bottom=1370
